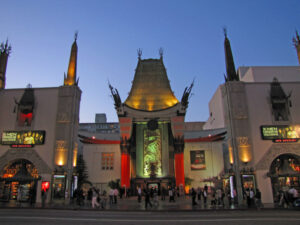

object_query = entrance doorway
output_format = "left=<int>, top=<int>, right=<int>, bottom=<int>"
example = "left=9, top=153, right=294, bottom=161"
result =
left=269, top=154, right=300, bottom=201
left=0, top=159, right=39, bottom=202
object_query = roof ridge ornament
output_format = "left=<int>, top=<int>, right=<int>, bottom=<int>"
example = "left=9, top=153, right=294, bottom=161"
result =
left=137, top=48, right=142, bottom=60
left=159, top=47, right=164, bottom=60
left=181, top=79, right=194, bottom=108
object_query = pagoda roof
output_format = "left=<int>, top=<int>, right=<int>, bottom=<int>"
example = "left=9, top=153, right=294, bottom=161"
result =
left=124, top=58, right=179, bottom=111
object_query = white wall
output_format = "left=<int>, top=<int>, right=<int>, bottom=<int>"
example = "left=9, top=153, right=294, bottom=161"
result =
left=184, top=141, right=224, bottom=188
left=203, top=86, right=225, bottom=130
left=239, top=66, right=300, bottom=83
left=0, top=88, right=59, bottom=170
left=83, top=143, right=121, bottom=189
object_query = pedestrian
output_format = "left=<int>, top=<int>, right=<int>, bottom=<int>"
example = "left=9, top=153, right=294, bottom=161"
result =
left=227, top=189, right=232, bottom=207
left=216, top=188, right=222, bottom=206
left=153, top=188, right=159, bottom=207
left=145, top=189, right=152, bottom=209
left=100, top=190, right=107, bottom=209
left=17, top=186, right=23, bottom=207
left=249, top=188, right=255, bottom=208
left=197, top=187, right=202, bottom=201
left=191, top=188, right=197, bottom=206
left=137, top=186, right=142, bottom=203
left=245, top=188, right=251, bottom=207
left=77, top=188, right=84, bottom=207
left=169, top=187, right=175, bottom=202
left=113, top=188, right=119, bottom=204
left=87, top=188, right=93, bottom=207
left=29, top=187, right=36, bottom=207
left=109, top=188, right=114, bottom=205
left=255, top=188, right=262, bottom=209
left=91, top=187, right=100, bottom=208
left=288, top=187, right=299, bottom=202
left=203, top=188, right=208, bottom=206
left=161, top=186, right=166, bottom=200
left=210, top=192, right=216, bottom=208
left=41, top=189, right=47, bottom=208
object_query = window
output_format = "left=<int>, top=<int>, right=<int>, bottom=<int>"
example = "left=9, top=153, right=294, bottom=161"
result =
left=101, top=153, right=114, bottom=170
left=270, top=78, right=291, bottom=122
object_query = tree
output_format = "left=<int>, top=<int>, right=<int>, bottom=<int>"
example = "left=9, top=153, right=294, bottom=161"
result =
left=185, top=177, right=194, bottom=186
left=108, top=179, right=120, bottom=189
left=75, top=154, right=90, bottom=189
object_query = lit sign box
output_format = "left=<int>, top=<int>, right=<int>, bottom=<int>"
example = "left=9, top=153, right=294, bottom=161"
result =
left=261, top=125, right=300, bottom=141
left=1, top=130, right=45, bottom=145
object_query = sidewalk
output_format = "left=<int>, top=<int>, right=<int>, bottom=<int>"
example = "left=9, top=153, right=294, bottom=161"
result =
left=0, top=196, right=277, bottom=211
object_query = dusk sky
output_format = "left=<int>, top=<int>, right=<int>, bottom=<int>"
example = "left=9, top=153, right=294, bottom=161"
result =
left=1, top=0, right=300, bottom=123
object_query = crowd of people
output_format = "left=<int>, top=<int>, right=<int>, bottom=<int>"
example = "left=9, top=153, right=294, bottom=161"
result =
left=276, top=187, right=299, bottom=208
left=22, top=184, right=298, bottom=210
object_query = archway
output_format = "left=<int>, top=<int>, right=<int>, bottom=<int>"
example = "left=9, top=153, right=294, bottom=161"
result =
left=269, top=153, right=300, bottom=201
left=0, top=159, right=39, bottom=202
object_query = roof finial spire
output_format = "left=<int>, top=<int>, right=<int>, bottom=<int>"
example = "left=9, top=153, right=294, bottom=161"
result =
left=64, top=33, right=78, bottom=86
left=223, top=27, right=227, bottom=38
left=74, top=31, right=78, bottom=42
left=224, top=28, right=239, bottom=82
left=159, top=47, right=164, bottom=59
left=137, top=48, right=142, bottom=60
left=293, top=30, right=300, bottom=64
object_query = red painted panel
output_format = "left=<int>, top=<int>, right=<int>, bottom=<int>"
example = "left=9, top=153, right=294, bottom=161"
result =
left=175, top=153, right=185, bottom=187
left=119, top=117, right=132, bottom=123
left=120, top=126, right=131, bottom=131
left=121, top=153, right=130, bottom=188
left=171, top=116, right=184, bottom=123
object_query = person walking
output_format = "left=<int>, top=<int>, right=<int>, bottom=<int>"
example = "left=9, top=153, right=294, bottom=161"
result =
left=17, top=186, right=23, bottom=207
left=144, top=189, right=152, bottom=209
left=249, top=188, right=255, bottom=208
left=91, top=187, right=100, bottom=208
left=161, top=186, right=166, bottom=200
left=191, top=188, right=197, bottom=206
left=100, top=190, right=107, bottom=209
left=216, top=188, right=222, bottom=206
left=41, top=189, right=47, bottom=208
left=203, top=187, right=208, bottom=206
left=137, top=186, right=142, bottom=203
left=197, top=187, right=202, bottom=201
left=169, top=187, right=175, bottom=202
left=113, top=188, right=119, bottom=204
left=255, top=188, right=262, bottom=209
left=109, top=188, right=114, bottom=205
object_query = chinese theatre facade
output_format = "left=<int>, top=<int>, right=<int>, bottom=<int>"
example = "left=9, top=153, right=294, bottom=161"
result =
left=0, top=36, right=81, bottom=204
left=109, top=52, right=193, bottom=190
left=203, top=31, right=300, bottom=204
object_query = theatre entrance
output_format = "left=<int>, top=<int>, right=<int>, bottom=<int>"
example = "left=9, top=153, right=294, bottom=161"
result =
left=269, top=154, right=300, bottom=201
left=0, top=159, right=39, bottom=202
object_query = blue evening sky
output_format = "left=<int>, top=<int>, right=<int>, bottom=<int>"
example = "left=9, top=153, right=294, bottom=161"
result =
left=1, top=0, right=299, bottom=122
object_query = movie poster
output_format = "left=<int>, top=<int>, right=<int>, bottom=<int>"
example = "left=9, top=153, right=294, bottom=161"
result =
left=190, top=150, right=206, bottom=170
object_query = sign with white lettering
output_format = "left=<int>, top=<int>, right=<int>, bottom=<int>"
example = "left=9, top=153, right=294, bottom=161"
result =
left=1, top=130, right=45, bottom=145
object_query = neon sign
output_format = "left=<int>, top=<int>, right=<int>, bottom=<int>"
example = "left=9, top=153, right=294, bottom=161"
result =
left=1, top=130, right=45, bottom=145
left=261, top=125, right=300, bottom=142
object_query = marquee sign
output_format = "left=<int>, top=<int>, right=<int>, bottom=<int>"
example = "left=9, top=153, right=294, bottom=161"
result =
left=1, top=130, right=45, bottom=146
left=261, top=125, right=300, bottom=142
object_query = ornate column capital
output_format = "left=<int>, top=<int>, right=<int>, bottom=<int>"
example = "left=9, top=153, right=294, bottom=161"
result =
left=120, top=136, right=131, bottom=154
left=174, top=135, right=185, bottom=154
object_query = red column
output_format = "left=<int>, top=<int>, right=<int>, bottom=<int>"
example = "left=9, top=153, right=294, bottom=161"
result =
left=173, top=136, right=185, bottom=187
left=175, top=152, right=185, bottom=187
left=121, top=153, right=130, bottom=187
left=120, top=136, right=131, bottom=188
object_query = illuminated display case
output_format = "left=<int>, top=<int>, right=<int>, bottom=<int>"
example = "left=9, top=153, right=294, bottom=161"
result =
left=52, top=175, right=66, bottom=199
